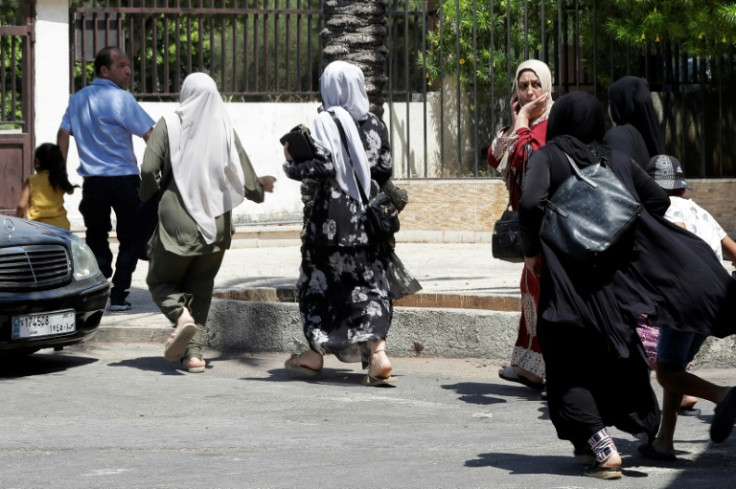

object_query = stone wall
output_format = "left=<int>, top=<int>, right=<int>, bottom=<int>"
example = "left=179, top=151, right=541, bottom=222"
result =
left=395, top=178, right=736, bottom=239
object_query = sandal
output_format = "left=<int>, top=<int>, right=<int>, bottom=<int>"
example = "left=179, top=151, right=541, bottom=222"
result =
left=498, top=365, right=545, bottom=391
left=583, top=462, right=622, bottom=480
left=711, top=386, right=736, bottom=443
left=163, top=322, right=197, bottom=362
left=182, top=357, right=206, bottom=373
left=363, top=349, right=397, bottom=387
left=284, top=353, right=322, bottom=377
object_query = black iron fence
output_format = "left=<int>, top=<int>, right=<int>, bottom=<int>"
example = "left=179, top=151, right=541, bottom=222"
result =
left=68, top=0, right=736, bottom=178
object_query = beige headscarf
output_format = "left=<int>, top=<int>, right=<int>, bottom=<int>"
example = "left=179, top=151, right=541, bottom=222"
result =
left=163, top=72, right=245, bottom=244
left=512, top=58, right=554, bottom=125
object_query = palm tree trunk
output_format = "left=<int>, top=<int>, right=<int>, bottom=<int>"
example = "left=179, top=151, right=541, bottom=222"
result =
left=321, top=0, right=388, bottom=118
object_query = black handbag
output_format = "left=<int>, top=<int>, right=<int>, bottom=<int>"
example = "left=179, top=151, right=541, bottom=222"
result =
left=492, top=207, right=524, bottom=262
left=330, top=113, right=399, bottom=241
left=280, top=124, right=317, bottom=162
left=539, top=151, right=642, bottom=264
left=491, top=142, right=530, bottom=263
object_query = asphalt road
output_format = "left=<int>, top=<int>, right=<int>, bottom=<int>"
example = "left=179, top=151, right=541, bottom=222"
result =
left=2, top=343, right=736, bottom=489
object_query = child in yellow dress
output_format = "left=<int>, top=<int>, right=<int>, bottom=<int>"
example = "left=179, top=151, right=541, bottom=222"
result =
left=16, top=143, right=76, bottom=229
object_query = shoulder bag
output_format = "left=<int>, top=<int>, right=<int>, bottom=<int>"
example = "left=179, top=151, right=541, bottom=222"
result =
left=280, top=124, right=317, bottom=162
left=539, top=150, right=642, bottom=264
left=329, top=113, right=400, bottom=242
left=491, top=142, right=531, bottom=263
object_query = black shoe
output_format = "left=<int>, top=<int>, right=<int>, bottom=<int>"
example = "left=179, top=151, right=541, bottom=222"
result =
left=711, top=387, right=736, bottom=443
left=108, top=300, right=132, bottom=312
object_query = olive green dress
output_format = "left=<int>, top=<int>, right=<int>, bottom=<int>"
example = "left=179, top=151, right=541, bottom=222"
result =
left=140, top=117, right=264, bottom=359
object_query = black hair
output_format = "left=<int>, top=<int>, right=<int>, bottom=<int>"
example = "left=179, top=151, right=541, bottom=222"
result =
left=34, top=143, right=74, bottom=193
left=94, top=46, right=122, bottom=76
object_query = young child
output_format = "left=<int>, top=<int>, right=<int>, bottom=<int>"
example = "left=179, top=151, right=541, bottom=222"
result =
left=15, top=143, right=76, bottom=230
left=639, top=154, right=736, bottom=460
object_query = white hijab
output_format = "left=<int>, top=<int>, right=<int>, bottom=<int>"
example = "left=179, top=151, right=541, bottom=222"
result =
left=164, top=73, right=245, bottom=244
left=311, top=61, right=371, bottom=210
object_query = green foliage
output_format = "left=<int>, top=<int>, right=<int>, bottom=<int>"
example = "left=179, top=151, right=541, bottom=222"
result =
left=420, top=0, right=557, bottom=95
left=0, top=0, right=24, bottom=20
left=605, top=0, right=736, bottom=55
left=0, top=35, right=24, bottom=129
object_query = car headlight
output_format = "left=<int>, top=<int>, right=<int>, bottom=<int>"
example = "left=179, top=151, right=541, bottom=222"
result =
left=70, top=234, right=102, bottom=279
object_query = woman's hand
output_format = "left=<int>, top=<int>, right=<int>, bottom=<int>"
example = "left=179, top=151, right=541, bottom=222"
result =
left=519, top=92, right=549, bottom=122
left=258, top=176, right=277, bottom=193
left=524, top=253, right=542, bottom=278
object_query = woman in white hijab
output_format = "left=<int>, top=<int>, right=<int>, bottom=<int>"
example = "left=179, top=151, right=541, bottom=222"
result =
left=488, top=59, right=554, bottom=393
left=282, top=60, right=396, bottom=386
left=141, top=72, right=275, bottom=373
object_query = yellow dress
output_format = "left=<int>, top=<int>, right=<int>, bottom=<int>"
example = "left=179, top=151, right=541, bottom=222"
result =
left=27, top=171, right=71, bottom=230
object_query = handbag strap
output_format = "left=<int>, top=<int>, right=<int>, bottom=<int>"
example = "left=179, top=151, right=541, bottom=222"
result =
left=561, top=151, right=598, bottom=189
left=505, top=142, right=532, bottom=210
left=329, top=111, right=370, bottom=206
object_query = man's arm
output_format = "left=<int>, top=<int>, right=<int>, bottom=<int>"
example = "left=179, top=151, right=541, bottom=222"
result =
left=57, top=128, right=71, bottom=160
left=142, top=128, right=152, bottom=142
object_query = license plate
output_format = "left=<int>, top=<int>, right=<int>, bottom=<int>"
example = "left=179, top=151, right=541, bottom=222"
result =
left=12, top=310, right=76, bottom=340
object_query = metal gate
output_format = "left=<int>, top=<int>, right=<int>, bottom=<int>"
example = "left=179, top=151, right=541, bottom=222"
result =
left=0, top=4, right=34, bottom=216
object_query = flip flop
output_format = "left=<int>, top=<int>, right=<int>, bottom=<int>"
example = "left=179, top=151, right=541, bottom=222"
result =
left=163, top=323, right=197, bottom=362
left=637, top=443, right=676, bottom=461
left=362, top=373, right=398, bottom=386
left=284, top=353, right=322, bottom=377
left=711, top=387, right=736, bottom=443
left=498, top=365, right=545, bottom=391
left=678, top=406, right=702, bottom=416
left=583, top=462, right=622, bottom=480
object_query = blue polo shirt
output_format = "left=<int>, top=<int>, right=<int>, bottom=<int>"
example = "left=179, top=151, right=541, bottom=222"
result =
left=60, top=78, right=155, bottom=177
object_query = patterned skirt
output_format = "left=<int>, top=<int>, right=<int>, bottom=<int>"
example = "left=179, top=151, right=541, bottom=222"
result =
left=298, top=245, right=393, bottom=364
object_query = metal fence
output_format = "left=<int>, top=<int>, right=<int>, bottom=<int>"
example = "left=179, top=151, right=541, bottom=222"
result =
left=68, top=0, right=736, bottom=178
left=0, top=8, right=31, bottom=132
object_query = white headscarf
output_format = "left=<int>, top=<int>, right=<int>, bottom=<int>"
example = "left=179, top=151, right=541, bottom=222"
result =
left=310, top=61, right=371, bottom=210
left=163, top=73, right=245, bottom=244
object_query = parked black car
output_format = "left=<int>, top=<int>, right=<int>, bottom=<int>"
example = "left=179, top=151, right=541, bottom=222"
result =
left=0, top=217, right=110, bottom=356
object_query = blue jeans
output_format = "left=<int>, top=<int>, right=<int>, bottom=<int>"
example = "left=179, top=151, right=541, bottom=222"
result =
left=79, top=175, right=141, bottom=303
left=656, top=327, right=707, bottom=368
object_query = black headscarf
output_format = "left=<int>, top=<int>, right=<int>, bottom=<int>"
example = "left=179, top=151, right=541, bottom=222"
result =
left=546, top=91, right=609, bottom=166
left=608, top=76, right=666, bottom=157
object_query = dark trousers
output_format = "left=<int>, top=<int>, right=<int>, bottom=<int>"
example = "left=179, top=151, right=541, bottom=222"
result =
left=79, top=175, right=141, bottom=302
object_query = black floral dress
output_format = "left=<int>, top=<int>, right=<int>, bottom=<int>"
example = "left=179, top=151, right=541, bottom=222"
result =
left=283, top=113, right=394, bottom=363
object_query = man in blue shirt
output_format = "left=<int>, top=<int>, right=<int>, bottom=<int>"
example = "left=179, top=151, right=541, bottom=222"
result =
left=58, top=46, right=155, bottom=311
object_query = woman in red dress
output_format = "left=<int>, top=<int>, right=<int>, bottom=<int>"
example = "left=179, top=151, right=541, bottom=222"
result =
left=488, top=59, right=553, bottom=390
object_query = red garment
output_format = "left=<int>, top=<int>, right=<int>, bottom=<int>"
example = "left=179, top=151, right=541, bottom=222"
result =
left=489, top=120, right=548, bottom=378
left=488, top=120, right=548, bottom=210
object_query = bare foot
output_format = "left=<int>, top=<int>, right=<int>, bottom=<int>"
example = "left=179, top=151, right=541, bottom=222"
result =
left=183, top=356, right=205, bottom=373
left=369, top=349, right=392, bottom=379
left=600, top=451, right=622, bottom=469
left=680, top=395, right=698, bottom=410
left=294, top=350, right=323, bottom=371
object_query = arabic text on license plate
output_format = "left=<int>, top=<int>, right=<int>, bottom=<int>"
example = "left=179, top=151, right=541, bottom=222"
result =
left=12, top=310, right=76, bottom=339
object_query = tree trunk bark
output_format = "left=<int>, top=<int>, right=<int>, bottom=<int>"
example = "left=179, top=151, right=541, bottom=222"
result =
left=321, top=0, right=388, bottom=118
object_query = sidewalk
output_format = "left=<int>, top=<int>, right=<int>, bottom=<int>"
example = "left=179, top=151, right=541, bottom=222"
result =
left=92, top=228, right=736, bottom=366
